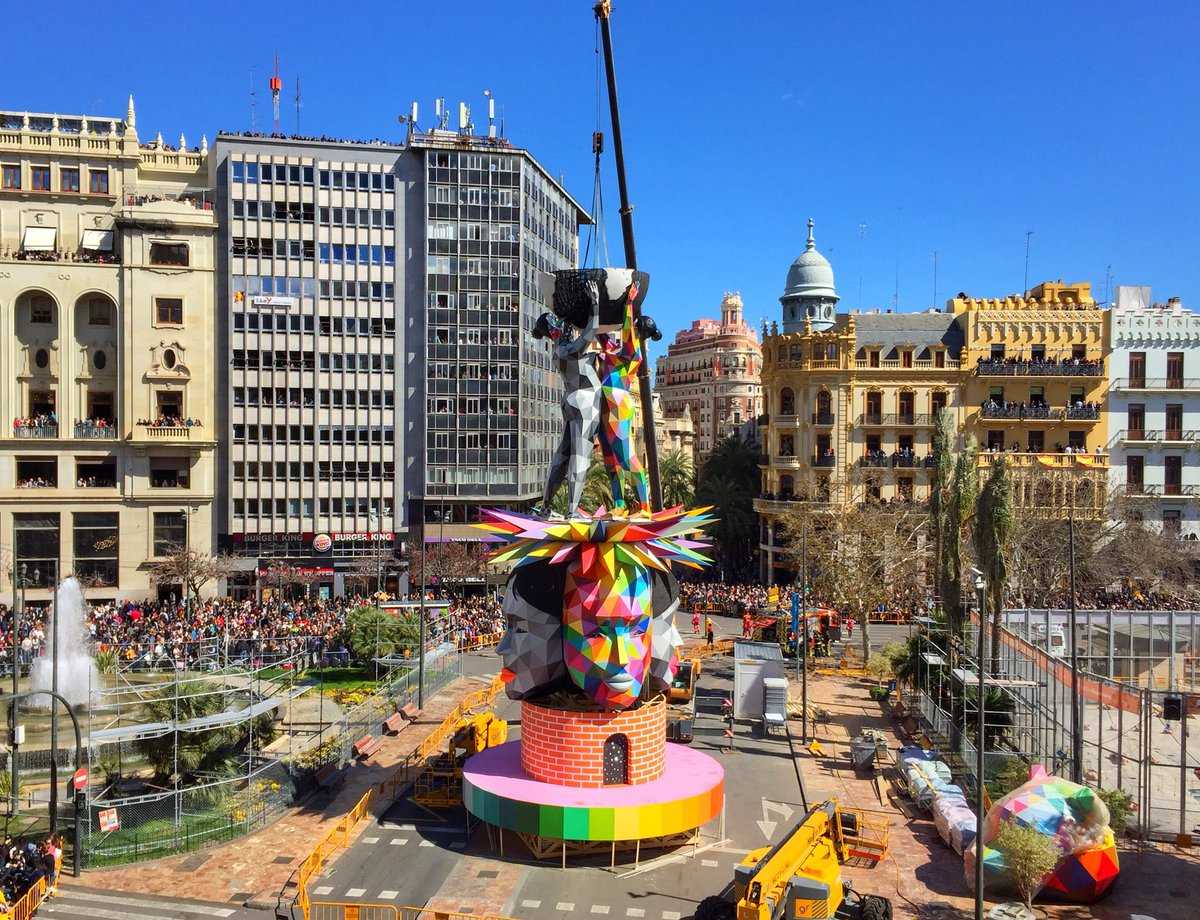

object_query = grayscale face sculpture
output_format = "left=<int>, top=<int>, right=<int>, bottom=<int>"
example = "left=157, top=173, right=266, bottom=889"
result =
left=647, top=569, right=683, bottom=694
left=497, top=560, right=568, bottom=699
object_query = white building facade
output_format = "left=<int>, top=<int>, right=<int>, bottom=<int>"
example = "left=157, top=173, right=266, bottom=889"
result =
left=1107, top=286, right=1200, bottom=536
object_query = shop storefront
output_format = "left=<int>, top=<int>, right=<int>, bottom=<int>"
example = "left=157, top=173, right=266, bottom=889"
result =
left=222, top=530, right=404, bottom=600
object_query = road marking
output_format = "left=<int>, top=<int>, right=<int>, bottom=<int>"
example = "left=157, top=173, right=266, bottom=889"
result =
left=701, top=858, right=719, bottom=867
left=379, top=891, right=399, bottom=900
left=556, top=903, right=576, bottom=912
left=663, top=912, right=682, bottom=920
left=419, top=839, right=435, bottom=847
left=49, top=893, right=236, bottom=917
left=592, top=907, right=611, bottom=915
left=345, top=888, right=366, bottom=897
left=362, top=836, right=380, bottom=844
left=626, top=911, right=646, bottom=918
left=521, top=900, right=542, bottom=910
left=312, top=886, right=333, bottom=896
left=390, top=837, right=408, bottom=845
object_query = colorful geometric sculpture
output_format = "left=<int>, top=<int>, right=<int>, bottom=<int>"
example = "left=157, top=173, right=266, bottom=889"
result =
left=965, top=764, right=1119, bottom=903
left=479, top=506, right=712, bottom=710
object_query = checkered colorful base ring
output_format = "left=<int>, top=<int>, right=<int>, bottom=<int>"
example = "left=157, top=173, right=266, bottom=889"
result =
left=462, top=741, right=724, bottom=841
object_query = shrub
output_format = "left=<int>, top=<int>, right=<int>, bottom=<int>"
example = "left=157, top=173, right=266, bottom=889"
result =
left=993, top=757, right=1031, bottom=797
left=991, top=822, right=1061, bottom=908
left=865, top=653, right=894, bottom=683
left=1095, top=787, right=1134, bottom=835
left=94, top=648, right=117, bottom=676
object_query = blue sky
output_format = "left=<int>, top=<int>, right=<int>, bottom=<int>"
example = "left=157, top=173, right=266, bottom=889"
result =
left=6, top=0, right=1197, bottom=341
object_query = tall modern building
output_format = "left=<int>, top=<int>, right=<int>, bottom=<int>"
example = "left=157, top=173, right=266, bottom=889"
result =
left=212, top=114, right=587, bottom=595
left=1106, top=286, right=1200, bottom=535
left=0, top=100, right=218, bottom=603
left=654, top=291, right=762, bottom=456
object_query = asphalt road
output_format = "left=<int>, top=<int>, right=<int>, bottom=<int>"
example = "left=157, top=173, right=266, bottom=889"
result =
left=311, top=631, right=855, bottom=919
left=46, top=887, right=271, bottom=920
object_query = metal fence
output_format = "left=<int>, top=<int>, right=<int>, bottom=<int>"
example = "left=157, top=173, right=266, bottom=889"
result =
left=913, top=614, right=1199, bottom=843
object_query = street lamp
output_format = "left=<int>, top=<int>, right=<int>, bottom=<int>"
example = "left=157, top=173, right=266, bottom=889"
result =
left=973, top=571, right=987, bottom=920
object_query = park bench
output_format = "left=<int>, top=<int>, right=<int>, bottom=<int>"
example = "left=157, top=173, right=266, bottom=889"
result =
left=382, top=712, right=407, bottom=736
left=353, top=734, right=383, bottom=759
left=400, top=702, right=421, bottom=722
left=315, top=762, right=346, bottom=792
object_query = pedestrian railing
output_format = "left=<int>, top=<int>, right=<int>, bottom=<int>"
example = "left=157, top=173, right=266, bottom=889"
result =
left=310, top=905, right=515, bottom=920
left=295, top=788, right=375, bottom=920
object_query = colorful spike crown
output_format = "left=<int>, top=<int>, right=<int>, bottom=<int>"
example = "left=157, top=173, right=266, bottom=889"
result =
left=478, top=506, right=714, bottom=709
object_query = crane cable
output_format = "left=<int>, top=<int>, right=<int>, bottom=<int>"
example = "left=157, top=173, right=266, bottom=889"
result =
left=582, top=14, right=609, bottom=271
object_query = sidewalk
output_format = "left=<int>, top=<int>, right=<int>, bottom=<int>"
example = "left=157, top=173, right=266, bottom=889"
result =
left=62, top=675, right=477, bottom=909
left=792, top=672, right=1200, bottom=920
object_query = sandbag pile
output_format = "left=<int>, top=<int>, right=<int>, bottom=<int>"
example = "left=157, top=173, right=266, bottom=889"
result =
left=899, top=746, right=978, bottom=854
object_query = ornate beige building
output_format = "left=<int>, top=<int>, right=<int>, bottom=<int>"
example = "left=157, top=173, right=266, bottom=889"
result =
left=654, top=292, right=762, bottom=456
left=0, top=99, right=217, bottom=603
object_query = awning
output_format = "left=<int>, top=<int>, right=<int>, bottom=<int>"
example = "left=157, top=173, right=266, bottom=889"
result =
left=81, top=229, right=114, bottom=251
left=21, top=226, right=57, bottom=252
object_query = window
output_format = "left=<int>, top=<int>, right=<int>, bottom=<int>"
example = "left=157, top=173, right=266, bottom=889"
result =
left=30, top=300, right=53, bottom=324
left=1128, top=352, right=1146, bottom=387
left=73, top=512, right=118, bottom=586
left=34, top=349, right=49, bottom=370
left=1027, top=430, right=1044, bottom=452
left=60, top=168, right=80, bottom=193
left=1067, top=430, right=1085, bottom=450
left=2, top=164, right=19, bottom=189
left=31, top=166, right=50, bottom=191
left=1167, top=352, right=1184, bottom=387
left=155, top=297, right=184, bottom=325
left=88, top=298, right=112, bottom=325
left=150, top=460, right=190, bottom=488
left=1165, top=455, right=1183, bottom=495
left=1166, top=404, right=1183, bottom=440
left=153, top=511, right=187, bottom=556
left=162, top=349, right=177, bottom=370
left=1126, top=455, right=1144, bottom=491
left=13, top=513, right=59, bottom=586
left=1163, top=510, right=1182, bottom=535
left=85, top=167, right=108, bottom=194
left=93, top=350, right=107, bottom=371
left=1127, top=404, right=1145, bottom=439
left=149, top=242, right=189, bottom=267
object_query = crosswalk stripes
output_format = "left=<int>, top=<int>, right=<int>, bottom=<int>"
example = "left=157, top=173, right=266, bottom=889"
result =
left=379, top=890, right=399, bottom=900
left=389, top=837, right=408, bottom=845
left=44, top=890, right=237, bottom=920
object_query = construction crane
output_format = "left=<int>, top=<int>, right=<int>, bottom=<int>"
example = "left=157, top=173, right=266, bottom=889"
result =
left=696, top=800, right=892, bottom=920
left=269, top=53, right=282, bottom=133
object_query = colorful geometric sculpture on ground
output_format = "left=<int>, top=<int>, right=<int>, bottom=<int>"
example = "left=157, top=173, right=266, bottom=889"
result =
left=478, top=506, right=712, bottom=710
left=964, top=764, right=1119, bottom=903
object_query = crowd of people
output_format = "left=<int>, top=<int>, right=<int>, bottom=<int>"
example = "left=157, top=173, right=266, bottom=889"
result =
left=0, top=835, right=60, bottom=910
left=137, top=415, right=202, bottom=428
left=75, top=416, right=115, bottom=433
left=12, top=414, right=57, bottom=433
left=975, top=355, right=1103, bottom=376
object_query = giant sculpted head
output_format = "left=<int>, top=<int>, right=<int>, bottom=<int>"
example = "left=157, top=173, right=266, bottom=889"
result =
left=496, top=560, right=567, bottom=700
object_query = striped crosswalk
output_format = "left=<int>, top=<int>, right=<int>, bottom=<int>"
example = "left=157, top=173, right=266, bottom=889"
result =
left=44, top=889, right=238, bottom=920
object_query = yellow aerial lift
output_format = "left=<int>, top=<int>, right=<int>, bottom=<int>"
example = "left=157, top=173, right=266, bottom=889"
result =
left=412, top=710, right=507, bottom=809
left=695, top=800, right=892, bottom=920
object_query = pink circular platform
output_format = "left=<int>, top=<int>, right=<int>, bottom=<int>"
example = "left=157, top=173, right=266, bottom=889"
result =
left=463, top=741, right=724, bottom=841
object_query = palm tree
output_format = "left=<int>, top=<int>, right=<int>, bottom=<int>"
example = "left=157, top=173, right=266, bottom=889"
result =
left=929, top=409, right=955, bottom=603
left=695, top=436, right=760, bottom=582
left=974, top=456, right=1014, bottom=675
left=942, top=435, right=978, bottom=638
left=659, top=449, right=695, bottom=508
left=548, top=458, right=617, bottom=516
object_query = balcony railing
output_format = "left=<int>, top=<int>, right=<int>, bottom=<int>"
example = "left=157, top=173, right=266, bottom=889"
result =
left=1111, top=377, right=1199, bottom=391
left=856, top=412, right=933, bottom=427
left=858, top=499, right=927, bottom=512
left=755, top=496, right=835, bottom=514
left=854, top=358, right=961, bottom=371
left=813, top=453, right=837, bottom=467
left=139, top=424, right=195, bottom=438
left=13, top=425, right=58, bottom=438
left=859, top=454, right=937, bottom=470
left=811, top=411, right=834, bottom=426
left=74, top=422, right=117, bottom=439
left=975, top=358, right=1102, bottom=377
left=1064, top=405, right=1101, bottom=421
left=977, top=451, right=1109, bottom=470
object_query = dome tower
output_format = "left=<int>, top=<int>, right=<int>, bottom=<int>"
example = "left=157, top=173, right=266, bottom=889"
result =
left=780, top=218, right=839, bottom=332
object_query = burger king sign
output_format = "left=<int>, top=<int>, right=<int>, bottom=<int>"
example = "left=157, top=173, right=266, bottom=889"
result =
left=312, top=533, right=333, bottom=553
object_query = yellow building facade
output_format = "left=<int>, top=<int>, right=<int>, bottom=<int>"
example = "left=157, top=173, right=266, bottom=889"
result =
left=0, top=100, right=217, bottom=603
left=952, top=280, right=1108, bottom=519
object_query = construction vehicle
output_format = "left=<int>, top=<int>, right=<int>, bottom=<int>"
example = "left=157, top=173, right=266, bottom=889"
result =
left=666, top=657, right=700, bottom=743
left=412, top=710, right=507, bottom=809
left=695, top=800, right=892, bottom=920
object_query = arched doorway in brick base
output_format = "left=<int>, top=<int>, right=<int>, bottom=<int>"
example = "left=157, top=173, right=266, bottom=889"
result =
left=603, top=733, right=629, bottom=785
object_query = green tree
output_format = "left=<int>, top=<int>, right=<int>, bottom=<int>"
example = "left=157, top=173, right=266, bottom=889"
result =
left=942, top=435, right=978, bottom=638
left=344, top=606, right=419, bottom=662
left=134, top=678, right=277, bottom=782
left=991, top=821, right=1062, bottom=909
left=975, top=457, right=1014, bottom=674
left=695, top=436, right=761, bottom=582
left=929, top=408, right=955, bottom=605
left=659, top=449, right=695, bottom=508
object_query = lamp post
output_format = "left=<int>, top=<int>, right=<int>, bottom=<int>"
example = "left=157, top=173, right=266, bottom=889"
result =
left=973, top=572, right=987, bottom=920
left=1067, top=506, right=1082, bottom=784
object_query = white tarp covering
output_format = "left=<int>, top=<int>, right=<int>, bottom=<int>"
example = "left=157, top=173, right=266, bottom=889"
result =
left=21, top=226, right=57, bottom=251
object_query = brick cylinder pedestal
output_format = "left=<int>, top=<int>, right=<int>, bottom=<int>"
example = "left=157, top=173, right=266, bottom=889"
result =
left=520, top=697, right=666, bottom=788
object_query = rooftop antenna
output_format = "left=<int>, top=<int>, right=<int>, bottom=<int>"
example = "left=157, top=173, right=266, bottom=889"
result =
left=269, top=53, right=282, bottom=133
left=398, top=101, right=419, bottom=142
left=434, top=98, right=448, bottom=131
left=1023, top=230, right=1034, bottom=295
left=932, top=250, right=938, bottom=310
left=857, top=221, right=867, bottom=310
left=294, top=77, right=302, bottom=134
left=458, top=101, right=472, bottom=134
left=249, top=67, right=258, bottom=132
left=1103, top=263, right=1113, bottom=305
left=483, top=89, right=496, bottom=139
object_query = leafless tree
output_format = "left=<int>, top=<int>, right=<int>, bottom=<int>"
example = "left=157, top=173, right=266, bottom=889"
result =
left=407, top=541, right=488, bottom=597
left=149, top=545, right=237, bottom=603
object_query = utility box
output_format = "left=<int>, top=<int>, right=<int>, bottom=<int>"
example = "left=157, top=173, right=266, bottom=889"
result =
left=733, top=640, right=786, bottom=721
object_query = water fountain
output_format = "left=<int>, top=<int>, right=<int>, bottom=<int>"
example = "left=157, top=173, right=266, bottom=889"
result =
left=30, top=577, right=100, bottom=709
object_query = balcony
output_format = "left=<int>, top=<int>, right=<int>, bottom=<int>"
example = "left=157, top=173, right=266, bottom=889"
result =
left=1163, top=429, right=1199, bottom=444
left=1064, top=405, right=1101, bottom=421
left=74, top=422, right=117, bottom=439
left=813, top=453, right=837, bottom=468
left=754, top=496, right=835, bottom=514
left=12, top=425, right=58, bottom=439
left=859, top=453, right=937, bottom=470
left=1115, top=429, right=1197, bottom=444
left=858, top=499, right=927, bottom=513
left=773, top=454, right=802, bottom=469
left=139, top=423, right=197, bottom=439
left=856, top=412, right=933, bottom=427
left=811, top=411, right=835, bottom=426
left=1111, top=377, right=1199, bottom=391
left=978, top=451, right=1109, bottom=471
left=975, top=358, right=1102, bottom=377
left=853, top=358, right=961, bottom=371
left=980, top=404, right=1054, bottom=421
